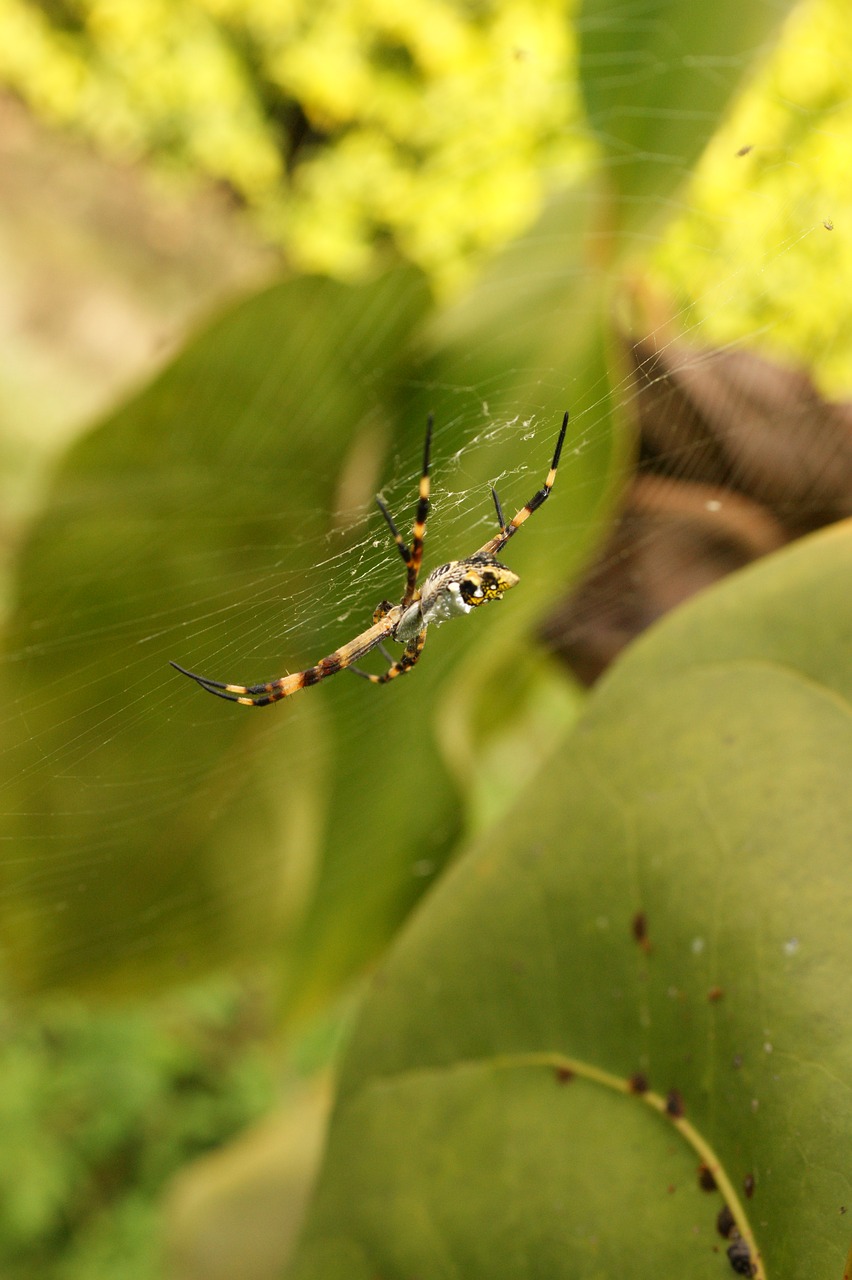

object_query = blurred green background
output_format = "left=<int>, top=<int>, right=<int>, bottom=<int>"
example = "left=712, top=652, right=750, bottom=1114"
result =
left=0, top=0, right=850, bottom=1277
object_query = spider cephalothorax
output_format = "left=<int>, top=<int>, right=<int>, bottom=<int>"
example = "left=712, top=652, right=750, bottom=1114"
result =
left=171, top=412, right=568, bottom=706
left=405, top=555, right=519, bottom=631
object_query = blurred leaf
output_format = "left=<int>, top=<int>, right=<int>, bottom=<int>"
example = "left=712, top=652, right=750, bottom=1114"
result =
left=0, top=267, right=437, bottom=994
left=542, top=334, right=852, bottom=684
left=286, top=523, right=852, bottom=1279
left=0, top=217, right=622, bottom=1009
left=164, top=1078, right=330, bottom=1280
left=262, top=191, right=625, bottom=1017
left=577, top=0, right=798, bottom=231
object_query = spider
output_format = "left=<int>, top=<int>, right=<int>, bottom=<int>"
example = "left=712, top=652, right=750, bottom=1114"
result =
left=170, top=411, right=569, bottom=706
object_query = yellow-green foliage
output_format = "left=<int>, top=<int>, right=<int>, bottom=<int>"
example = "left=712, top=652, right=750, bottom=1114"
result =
left=650, top=0, right=852, bottom=391
left=1, top=0, right=851, bottom=384
left=0, top=979, right=274, bottom=1279
left=0, top=0, right=580, bottom=293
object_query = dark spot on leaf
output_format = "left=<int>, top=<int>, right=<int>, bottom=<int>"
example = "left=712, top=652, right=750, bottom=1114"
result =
left=698, top=1163, right=718, bottom=1192
left=708, top=985, right=724, bottom=1002
left=665, top=1088, right=685, bottom=1117
left=632, top=911, right=652, bottom=951
left=743, top=1172, right=755, bottom=1199
left=554, top=1065, right=574, bottom=1084
left=732, top=1053, right=743, bottom=1069
left=737, top=144, right=753, bottom=156
left=628, top=1071, right=649, bottom=1094
left=717, top=1205, right=736, bottom=1239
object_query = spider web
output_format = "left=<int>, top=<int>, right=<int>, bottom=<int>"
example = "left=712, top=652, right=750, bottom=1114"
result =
left=1, top=0, right=851, bottom=1005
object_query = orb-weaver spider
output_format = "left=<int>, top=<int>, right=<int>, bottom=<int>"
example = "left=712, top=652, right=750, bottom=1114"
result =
left=170, top=411, right=569, bottom=707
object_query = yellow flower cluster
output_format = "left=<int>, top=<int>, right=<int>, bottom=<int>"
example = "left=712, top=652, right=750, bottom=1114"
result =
left=0, top=0, right=580, bottom=294
left=650, top=0, right=852, bottom=391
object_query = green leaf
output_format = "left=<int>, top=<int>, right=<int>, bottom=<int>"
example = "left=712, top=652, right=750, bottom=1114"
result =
left=0, top=268, right=442, bottom=996
left=287, top=523, right=852, bottom=1278
left=229, top=187, right=629, bottom=1012
left=281, top=193, right=625, bottom=1013
left=577, top=0, right=798, bottom=230
left=0, top=228, right=622, bottom=1008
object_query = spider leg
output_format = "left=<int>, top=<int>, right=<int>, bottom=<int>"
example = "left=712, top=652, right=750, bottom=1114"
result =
left=350, top=628, right=427, bottom=684
left=490, top=485, right=506, bottom=531
left=170, top=612, right=399, bottom=707
left=375, top=496, right=411, bottom=565
left=475, top=411, right=568, bottom=558
left=375, top=413, right=433, bottom=589
left=347, top=637, right=397, bottom=679
left=169, top=666, right=261, bottom=704
left=402, top=414, right=432, bottom=606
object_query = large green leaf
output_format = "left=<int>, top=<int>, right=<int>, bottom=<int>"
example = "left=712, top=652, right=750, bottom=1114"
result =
left=286, top=522, right=852, bottom=1279
left=577, top=0, right=798, bottom=229
left=0, top=268, right=442, bottom=994
left=0, top=215, right=622, bottom=1004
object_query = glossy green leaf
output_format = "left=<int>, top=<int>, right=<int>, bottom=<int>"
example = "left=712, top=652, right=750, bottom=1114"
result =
left=577, top=0, right=797, bottom=230
left=287, top=523, right=852, bottom=1279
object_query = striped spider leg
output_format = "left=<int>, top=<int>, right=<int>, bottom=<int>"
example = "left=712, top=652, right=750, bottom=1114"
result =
left=170, top=411, right=569, bottom=706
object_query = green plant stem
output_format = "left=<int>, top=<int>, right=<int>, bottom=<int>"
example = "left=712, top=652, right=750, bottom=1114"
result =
left=492, top=1049, right=767, bottom=1280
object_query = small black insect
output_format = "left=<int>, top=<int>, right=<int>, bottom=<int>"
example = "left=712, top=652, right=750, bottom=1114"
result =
left=727, top=1234, right=756, bottom=1276
left=716, top=1205, right=736, bottom=1239
left=665, top=1088, right=685, bottom=1118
